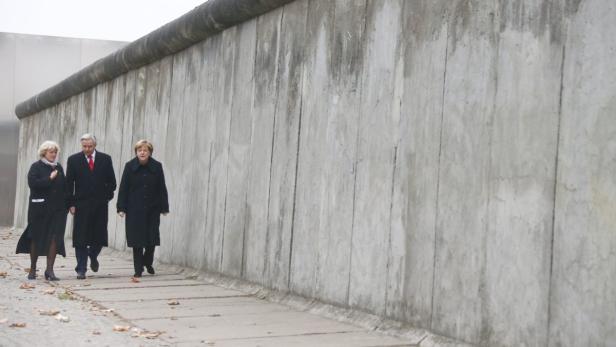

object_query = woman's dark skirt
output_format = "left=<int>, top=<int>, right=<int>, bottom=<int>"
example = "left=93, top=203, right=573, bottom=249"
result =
left=16, top=209, right=67, bottom=257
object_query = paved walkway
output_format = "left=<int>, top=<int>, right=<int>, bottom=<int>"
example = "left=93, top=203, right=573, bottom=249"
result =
left=0, top=227, right=441, bottom=347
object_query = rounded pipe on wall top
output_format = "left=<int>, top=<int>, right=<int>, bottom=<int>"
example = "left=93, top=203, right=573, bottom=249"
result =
left=14, top=0, right=295, bottom=119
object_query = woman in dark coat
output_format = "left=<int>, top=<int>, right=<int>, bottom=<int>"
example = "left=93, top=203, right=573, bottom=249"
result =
left=16, top=141, right=68, bottom=281
left=117, top=140, right=169, bottom=277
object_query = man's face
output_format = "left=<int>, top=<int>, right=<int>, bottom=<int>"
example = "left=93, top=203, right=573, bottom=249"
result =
left=81, top=140, right=95, bottom=156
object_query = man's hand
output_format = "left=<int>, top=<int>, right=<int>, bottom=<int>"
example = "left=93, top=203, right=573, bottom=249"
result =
left=118, top=212, right=125, bottom=218
left=162, top=213, right=168, bottom=216
left=69, top=206, right=76, bottom=215
left=50, top=170, right=58, bottom=180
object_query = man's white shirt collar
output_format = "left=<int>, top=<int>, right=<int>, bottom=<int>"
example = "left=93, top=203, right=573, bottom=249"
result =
left=85, top=150, right=96, bottom=162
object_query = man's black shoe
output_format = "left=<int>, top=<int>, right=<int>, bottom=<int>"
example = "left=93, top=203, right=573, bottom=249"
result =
left=90, top=258, right=99, bottom=272
left=146, top=265, right=155, bottom=275
left=76, top=272, right=86, bottom=280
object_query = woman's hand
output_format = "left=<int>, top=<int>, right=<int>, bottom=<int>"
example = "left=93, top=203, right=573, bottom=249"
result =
left=118, top=212, right=125, bottom=218
left=50, top=169, right=58, bottom=180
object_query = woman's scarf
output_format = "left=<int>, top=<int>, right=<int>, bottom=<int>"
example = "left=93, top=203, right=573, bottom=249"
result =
left=41, top=157, right=58, bottom=168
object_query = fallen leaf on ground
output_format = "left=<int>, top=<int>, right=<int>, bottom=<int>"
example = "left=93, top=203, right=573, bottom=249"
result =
left=10, top=322, right=26, bottom=328
left=57, top=291, right=75, bottom=300
left=131, top=277, right=140, bottom=283
left=38, top=309, right=61, bottom=316
left=92, top=330, right=101, bottom=335
left=19, top=283, right=35, bottom=289
left=167, top=300, right=180, bottom=306
left=0, top=271, right=7, bottom=278
left=113, top=325, right=131, bottom=332
left=43, top=288, right=56, bottom=295
left=102, top=308, right=115, bottom=313
left=131, top=330, right=164, bottom=339
left=55, top=314, right=70, bottom=322
left=23, top=268, right=31, bottom=273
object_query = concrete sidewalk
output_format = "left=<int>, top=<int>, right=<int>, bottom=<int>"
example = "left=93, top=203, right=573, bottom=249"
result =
left=0, top=227, right=461, bottom=346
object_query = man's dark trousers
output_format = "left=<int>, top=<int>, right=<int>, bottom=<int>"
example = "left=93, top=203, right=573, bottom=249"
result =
left=75, top=245, right=102, bottom=274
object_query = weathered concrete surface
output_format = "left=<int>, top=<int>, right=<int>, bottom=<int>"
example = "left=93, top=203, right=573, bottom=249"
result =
left=1, top=227, right=448, bottom=346
left=549, top=0, right=616, bottom=346
left=12, top=0, right=616, bottom=346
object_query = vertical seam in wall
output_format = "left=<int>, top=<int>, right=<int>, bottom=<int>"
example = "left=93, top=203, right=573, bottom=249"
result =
left=346, top=0, right=370, bottom=306
left=140, top=67, right=149, bottom=142
left=220, top=35, right=235, bottom=271
left=429, top=11, right=450, bottom=330
left=287, top=0, right=310, bottom=290
left=220, top=29, right=239, bottom=271
left=203, top=144, right=214, bottom=267
left=479, top=7, right=502, bottom=342
left=384, top=144, right=399, bottom=314
left=313, top=0, right=336, bottom=297
left=200, top=47, right=214, bottom=268
left=170, top=60, right=187, bottom=259
left=115, top=76, right=130, bottom=250
left=263, top=7, right=286, bottom=282
left=241, top=17, right=262, bottom=278
left=162, top=59, right=174, bottom=262
left=384, top=0, right=407, bottom=317
left=546, top=42, right=567, bottom=347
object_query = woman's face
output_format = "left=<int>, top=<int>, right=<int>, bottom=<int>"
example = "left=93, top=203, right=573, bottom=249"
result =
left=45, top=149, right=58, bottom=163
left=136, top=146, right=151, bottom=162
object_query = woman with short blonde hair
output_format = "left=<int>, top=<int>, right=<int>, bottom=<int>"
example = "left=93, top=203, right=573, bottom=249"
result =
left=38, top=141, right=61, bottom=159
left=17, top=140, right=68, bottom=281
left=118, top=139, right=169, bottom=277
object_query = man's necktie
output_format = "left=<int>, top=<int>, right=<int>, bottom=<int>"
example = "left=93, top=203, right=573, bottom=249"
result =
left=88, top=155, right=94, bottom=172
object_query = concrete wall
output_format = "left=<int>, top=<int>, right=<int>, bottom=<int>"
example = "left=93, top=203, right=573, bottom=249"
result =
left=0, top=32, right=126, bottom=225
left=12, top=1, right=616, bottom=346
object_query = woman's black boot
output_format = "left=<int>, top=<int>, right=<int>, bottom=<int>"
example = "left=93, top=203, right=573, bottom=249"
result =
left=44, top=270, right=59, bottom=281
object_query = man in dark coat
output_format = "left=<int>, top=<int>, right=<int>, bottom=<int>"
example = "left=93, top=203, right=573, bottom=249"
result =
left=66, top=133, right=116, bottom=279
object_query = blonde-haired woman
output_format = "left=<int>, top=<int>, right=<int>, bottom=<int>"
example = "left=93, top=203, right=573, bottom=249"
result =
left=117, top=140, right=169, bottom=277
left=16, top=141, right=68, bottom=281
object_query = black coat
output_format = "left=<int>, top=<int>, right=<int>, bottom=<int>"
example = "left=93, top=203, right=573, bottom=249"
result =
left=66, top=151, right=116, bottom=247
left=16, top=160, right=68, bottom=256
left=117, top=157, right=169, bottom=247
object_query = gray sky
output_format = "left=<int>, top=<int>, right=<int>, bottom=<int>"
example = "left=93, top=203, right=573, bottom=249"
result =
left=0, top=0, right=207, bottom=42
